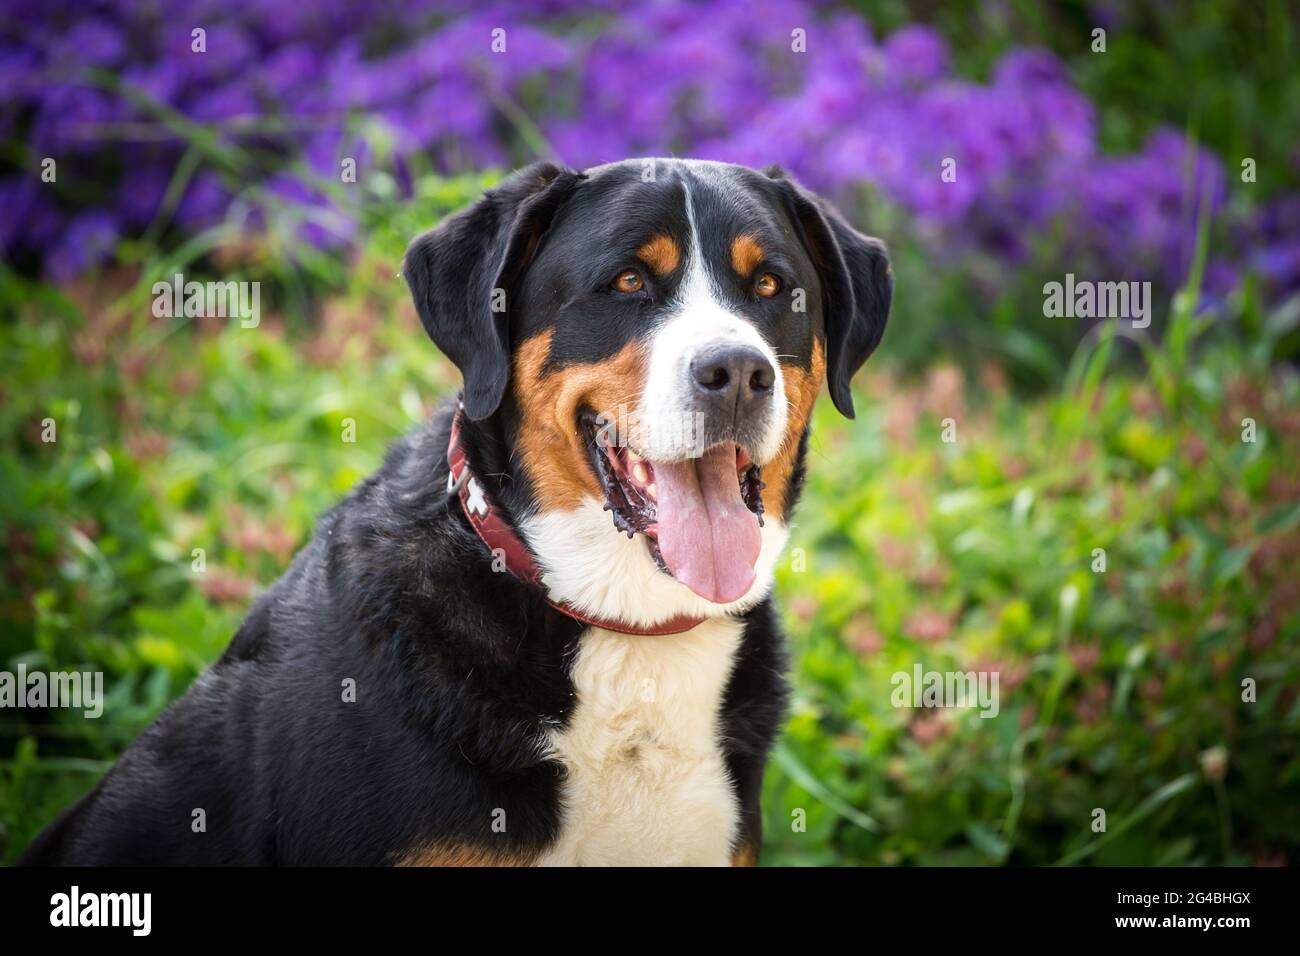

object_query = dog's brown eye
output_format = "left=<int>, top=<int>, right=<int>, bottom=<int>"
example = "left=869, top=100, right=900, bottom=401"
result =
left=612, top=269, right=644, bottom=293
left=755, top=273, right=781, bottom=298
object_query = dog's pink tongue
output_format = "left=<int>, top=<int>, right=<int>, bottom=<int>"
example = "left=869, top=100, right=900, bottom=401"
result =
left=654, top=443, right=762, bottom=604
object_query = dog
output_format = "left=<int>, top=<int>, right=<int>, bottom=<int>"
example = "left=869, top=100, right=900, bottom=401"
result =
left=21, top=159, right=891, bottom=866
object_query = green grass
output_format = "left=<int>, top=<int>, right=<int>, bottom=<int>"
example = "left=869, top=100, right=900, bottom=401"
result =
left=2, top=182, right=1298, bottom=865
left=762, top=332, right=1300, bottom=865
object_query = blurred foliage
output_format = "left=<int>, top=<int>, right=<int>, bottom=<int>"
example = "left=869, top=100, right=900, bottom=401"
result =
left=2, top=167, right=1298, bottom=863
left=764, top=304, right=1300, bottom=864
left=851, top=0, right=1300, bottom=380
left=862, top=0, right=1300, bottom=198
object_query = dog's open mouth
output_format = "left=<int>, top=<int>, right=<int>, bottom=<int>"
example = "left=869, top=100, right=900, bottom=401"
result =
left=583, top=414, right=765, bottom=604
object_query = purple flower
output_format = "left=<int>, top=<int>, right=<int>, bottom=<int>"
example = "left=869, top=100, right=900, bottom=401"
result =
left=882, top=25, right=949, bottom=84
left=46, top=211, right=117, bottom=282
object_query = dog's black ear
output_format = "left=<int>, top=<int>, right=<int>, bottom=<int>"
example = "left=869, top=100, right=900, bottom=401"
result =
left=767, top=168, right=892, bottom=419
left=403, top=162, right=584, bottom=420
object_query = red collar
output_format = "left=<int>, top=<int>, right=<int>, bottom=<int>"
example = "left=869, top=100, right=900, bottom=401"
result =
left=446, top=408, right=707, bottom=636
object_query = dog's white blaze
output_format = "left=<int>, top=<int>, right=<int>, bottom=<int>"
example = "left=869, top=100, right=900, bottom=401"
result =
left=520, top=500, right=787, bottom=626
left=635, top=182, right=788, bottom=464
left=536, top=617, right=742, bottom=866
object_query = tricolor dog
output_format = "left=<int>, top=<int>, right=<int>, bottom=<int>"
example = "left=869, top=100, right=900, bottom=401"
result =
left=21, top=159, right=892, bottom=866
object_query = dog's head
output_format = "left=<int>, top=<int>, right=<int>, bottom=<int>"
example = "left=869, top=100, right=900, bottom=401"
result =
left=404, top=159, right=891, bottom=626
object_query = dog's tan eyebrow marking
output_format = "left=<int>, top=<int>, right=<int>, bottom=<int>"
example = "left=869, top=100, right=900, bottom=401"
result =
left=730, top=234, right=765, bottom=276
left=636, top=235, right=680, bottom=276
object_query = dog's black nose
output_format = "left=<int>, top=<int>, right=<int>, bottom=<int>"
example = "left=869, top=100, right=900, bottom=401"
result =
left=690, top=344, right=776, bottom=414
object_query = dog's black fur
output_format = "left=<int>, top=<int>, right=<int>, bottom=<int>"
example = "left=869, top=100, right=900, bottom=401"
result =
left=21, top=159, right=889, bottom=865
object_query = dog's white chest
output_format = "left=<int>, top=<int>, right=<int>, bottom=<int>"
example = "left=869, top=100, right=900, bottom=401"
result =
left=536, top=619, right=742, bottom=866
